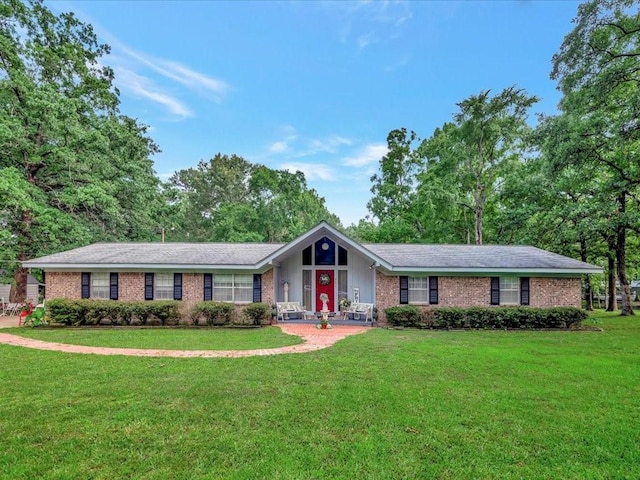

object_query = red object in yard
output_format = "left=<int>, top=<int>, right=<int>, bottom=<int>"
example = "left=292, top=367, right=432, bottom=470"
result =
left=18, top=303, right=33, bottom=326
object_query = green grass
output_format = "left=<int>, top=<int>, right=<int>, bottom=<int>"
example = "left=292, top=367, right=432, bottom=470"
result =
left=3, top=326, right=302, bottom=350
left=1, top=310, right=638, bottom=479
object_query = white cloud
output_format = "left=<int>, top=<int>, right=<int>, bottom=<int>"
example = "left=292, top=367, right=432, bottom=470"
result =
left=323, top=0, right=413, bottom=48
left=357, top=32, right=375, bottom=49
left=281, top=162, right=336, bottom=181
left=120, top=46, right=231, bottom=102
left=343, top=144, right=388, bottom=167
left=303, top=135, right=353, bottom=156
left=115, top=67, right=192, bottom=118
left=269, top=141, right=289, bottom=154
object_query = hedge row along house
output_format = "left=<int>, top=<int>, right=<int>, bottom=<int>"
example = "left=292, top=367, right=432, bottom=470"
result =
left=22, top=221, right=601, bottom=324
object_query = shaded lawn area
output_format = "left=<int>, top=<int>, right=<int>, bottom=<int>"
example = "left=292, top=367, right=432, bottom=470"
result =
left=1, top=312, right=638, bottom=479
left=2, top=326, right=302, bottom=350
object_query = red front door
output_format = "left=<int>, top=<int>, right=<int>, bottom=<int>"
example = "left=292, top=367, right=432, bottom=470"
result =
left=315, top=270, right=334, bottom=312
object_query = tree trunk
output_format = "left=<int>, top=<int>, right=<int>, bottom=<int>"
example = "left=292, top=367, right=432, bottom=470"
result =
left=616, top=193, right=634, bottom=316
left=607, top=253, right=617, bottom=312
left=11, top=209, right=34, bottom=303
left=10, top=267, right=28, bottom=303
left=579, top=235, right=593, bottom=311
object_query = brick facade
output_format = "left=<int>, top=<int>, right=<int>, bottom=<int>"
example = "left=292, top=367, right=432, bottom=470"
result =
left=45, top=269, right=582, bottom=325
left=374, top=273, right=582, bottom=324
left=261, top=269, right=274, bottom=306
left=46, top=272, right=80, bottom=299
left=45, top=270, right=274, bottom=306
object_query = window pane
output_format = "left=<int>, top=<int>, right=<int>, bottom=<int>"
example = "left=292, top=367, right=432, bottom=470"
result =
left=91, top=272, right=109, bottom=299
left=155, top=273, right=173, bottom=300
left=213, top=274, right=233, bottom=302
left=408, top=277, right=429, bottom=303
left=302, top=270, right=312, bottom=311
left=234, top=274, right=252, bottom=302
left=500, top=277, right=519, bottom=305
left=338, top=270, right=348, bottom=303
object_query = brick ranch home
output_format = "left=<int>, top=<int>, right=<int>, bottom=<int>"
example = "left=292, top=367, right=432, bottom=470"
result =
left=22, top=221, right=602, bottom=324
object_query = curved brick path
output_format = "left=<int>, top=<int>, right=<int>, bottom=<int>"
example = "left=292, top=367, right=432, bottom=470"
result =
left=0, top=323, right=369, bottom=358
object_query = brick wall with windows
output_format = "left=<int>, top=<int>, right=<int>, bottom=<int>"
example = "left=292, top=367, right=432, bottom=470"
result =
left=375, top=273, right=582, bottom=324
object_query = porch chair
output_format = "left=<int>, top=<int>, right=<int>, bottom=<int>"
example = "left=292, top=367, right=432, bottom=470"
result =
left=276, top=302, right=305, bottom=322
left=345, top=303, right=374, bottom=322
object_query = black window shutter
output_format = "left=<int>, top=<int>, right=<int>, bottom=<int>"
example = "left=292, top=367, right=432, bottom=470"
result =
left=253, top=274, right=262, bottom=303
left=429, top=276, right=439, bottom=304
left=109, top=272, right=119, bottom=300
left=399, top=276, right=409, bottom=304
left=490, top=277, right=500, bottom=305
left=520, top=277, right=530, bottom=306
left=81, top=272, right=91, bottom=299
left=173, top=273, right=183, bottom=300
left=145, top=273, right=154, bottom=300
left=203, top=273, right=213, bottom=301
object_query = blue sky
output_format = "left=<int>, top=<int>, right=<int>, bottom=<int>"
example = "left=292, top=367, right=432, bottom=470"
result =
left=53, top=0, right=581, bottom=226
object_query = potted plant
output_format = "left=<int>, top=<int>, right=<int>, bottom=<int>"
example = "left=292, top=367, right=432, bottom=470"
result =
left=339, top=297, right=351, bottom=311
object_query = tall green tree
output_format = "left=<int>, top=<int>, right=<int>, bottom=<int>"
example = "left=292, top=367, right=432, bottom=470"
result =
left=365, top=128, right=424, bottom=242
left=167, top=154, right=340, bottom=243
left=551, top=0, right=639, bottom=315
left=418, top=87, right=538, bottom=244
left=0, top=0, right=162, bottom=301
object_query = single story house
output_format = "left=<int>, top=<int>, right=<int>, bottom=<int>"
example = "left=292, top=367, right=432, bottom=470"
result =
left=22, top=221, right=602, bottom=324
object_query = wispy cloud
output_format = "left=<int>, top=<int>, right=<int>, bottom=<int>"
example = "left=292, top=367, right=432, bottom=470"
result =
left=268, top=125, right=298, bottom=154
left=66, top=9, right=231, bottom=117
left=269, top=141, right=289, bottom=154
left=120, top=46, right=231, bottom=103
left=303, top=135, right=353, bottom=156
left=324, top=0, right=413, bottom=49
left=357, top=33, right=375, bottom=49
left=343, top=144, right=388, bottom=167
left=281, top=162, right=336, bottom=181
left=115, top=66, right=192, bottom=118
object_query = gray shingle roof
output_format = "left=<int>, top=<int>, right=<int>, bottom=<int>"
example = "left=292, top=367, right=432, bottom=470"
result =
left=23, top=236, right=600, bottom=274
left=24, top=242, right=284, bottom=267
left=364, top=244, right=598, bottom=271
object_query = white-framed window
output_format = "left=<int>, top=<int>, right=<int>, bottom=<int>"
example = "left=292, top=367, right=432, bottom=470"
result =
left=500, top=277, right=520, bottom=305
left=91, top=272, right=110, bottom=299
left=213, top=274, right=252, bottom=303
left=408, top=277, right=429, bottom=304
left=154, top=273, right=174, bottom=300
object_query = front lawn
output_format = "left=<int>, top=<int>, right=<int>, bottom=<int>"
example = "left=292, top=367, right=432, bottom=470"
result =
left=1, top=311, right=638, bottom=479
left=3, top=326, right=302, bottom=350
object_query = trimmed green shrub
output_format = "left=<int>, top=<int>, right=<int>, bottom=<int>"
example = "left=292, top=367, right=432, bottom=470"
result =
left=385, top=305, right=422, bottom=328
left=242, top=303, right=272, bottom=326
left=191, top=302, right=235, bottom=326
left=46, top=299, right=181, bottom=326
left=431, top=307, right=587, bottom=330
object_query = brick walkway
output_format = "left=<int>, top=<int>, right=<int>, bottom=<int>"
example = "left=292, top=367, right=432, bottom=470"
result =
left=0, top=322, right=369, bottom=358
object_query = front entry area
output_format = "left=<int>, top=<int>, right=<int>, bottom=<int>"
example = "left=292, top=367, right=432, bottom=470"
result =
left=315, top=269, right=334, bottom=311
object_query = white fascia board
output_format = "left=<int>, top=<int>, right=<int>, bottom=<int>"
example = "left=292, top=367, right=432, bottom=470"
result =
left=23, top=263, right=260, bottom=272
left=387, top=266, right=603, bottom=276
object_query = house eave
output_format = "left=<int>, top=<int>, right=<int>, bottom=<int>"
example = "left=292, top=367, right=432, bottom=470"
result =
left=380, top=266, right=603, bottom=276
left=22, top=263, right=266, bottom=272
